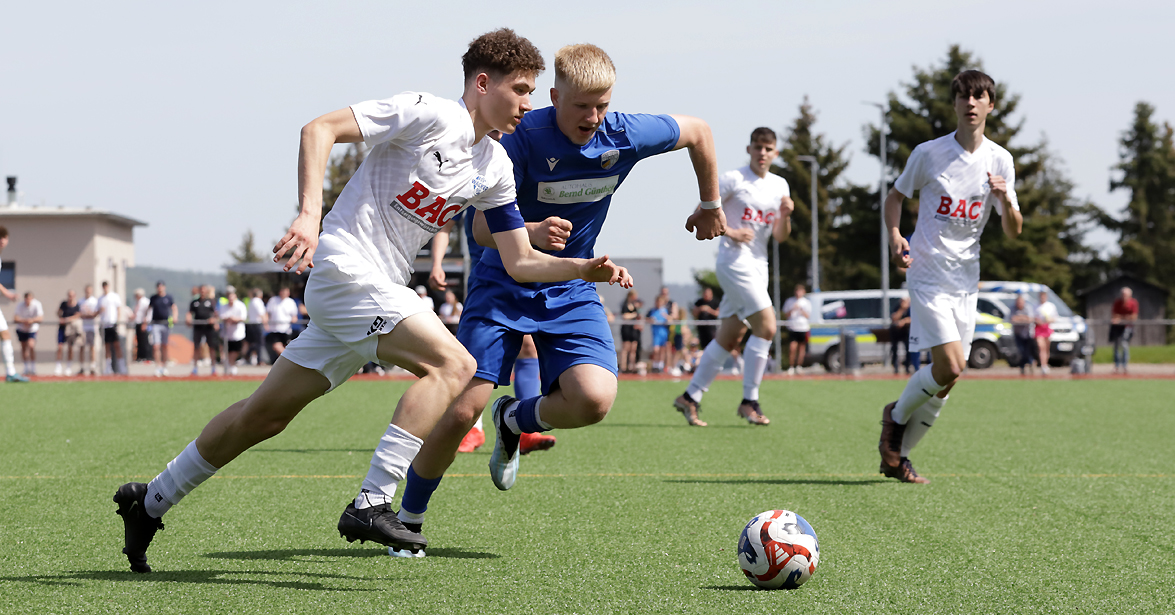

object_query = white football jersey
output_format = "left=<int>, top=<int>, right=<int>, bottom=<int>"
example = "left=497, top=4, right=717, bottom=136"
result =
left=894, top=132, right=1018, bottom=294
left=320, top=92, right=517, bottom=287
left=715, top=166, right=790, bottom=267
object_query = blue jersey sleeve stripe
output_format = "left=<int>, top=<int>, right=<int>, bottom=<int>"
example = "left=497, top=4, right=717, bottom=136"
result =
left=484, top=203, right=525, bottom=234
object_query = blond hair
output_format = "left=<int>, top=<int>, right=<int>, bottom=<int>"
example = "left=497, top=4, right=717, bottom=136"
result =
left=554, top=44, right=615, bottom=93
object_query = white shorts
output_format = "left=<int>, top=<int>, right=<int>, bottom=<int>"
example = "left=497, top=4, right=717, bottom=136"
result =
left=0, top=309, right=7, bottom=333
left=280, top=237, right=428, bottom=392
left=715, top=260, right=772, bottom=321
left=908, top=287, right=977, bottom=358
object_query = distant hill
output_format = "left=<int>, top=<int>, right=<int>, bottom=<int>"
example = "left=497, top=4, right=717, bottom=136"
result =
left=126, top=266, right=225, bottom=298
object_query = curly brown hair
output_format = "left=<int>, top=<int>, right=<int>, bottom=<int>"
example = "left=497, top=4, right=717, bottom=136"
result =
left=462, top=28, right=545, bottom=82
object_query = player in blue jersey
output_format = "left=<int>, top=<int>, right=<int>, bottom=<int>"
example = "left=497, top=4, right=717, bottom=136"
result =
left=386, top=43, right=725, bottom=555
left=427, top=210, right=561, bottom=456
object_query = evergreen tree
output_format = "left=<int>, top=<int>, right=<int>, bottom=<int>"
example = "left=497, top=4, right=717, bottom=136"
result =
left=865, top=45, right=1102, bottom=303
left=1108, top=102, right=1175, bottom=337
left=226, top=230, right=275, bottom=296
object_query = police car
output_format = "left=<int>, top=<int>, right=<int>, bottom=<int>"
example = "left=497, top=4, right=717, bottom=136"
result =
left=802, top=289, right=1016, bottom=371
left=975, top=281, right=1090, bottom=366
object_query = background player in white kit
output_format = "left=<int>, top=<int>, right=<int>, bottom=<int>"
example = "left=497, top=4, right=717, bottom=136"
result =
left=674, top=127, right=793, bottom=426
left=112, top=29, right=630, bottom=573
left=878, top=70, right=1022, bottom=483
left=0, top=227, right=24, bottom=382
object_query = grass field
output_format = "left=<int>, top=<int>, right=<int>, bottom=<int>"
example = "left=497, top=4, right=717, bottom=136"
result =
left=1092, top=344, right=1175, bottom=364
left=2, top=377, right=1174, bottom=614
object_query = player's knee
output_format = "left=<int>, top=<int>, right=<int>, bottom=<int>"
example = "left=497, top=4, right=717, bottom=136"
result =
left=572, top=388, right=616, bottom=426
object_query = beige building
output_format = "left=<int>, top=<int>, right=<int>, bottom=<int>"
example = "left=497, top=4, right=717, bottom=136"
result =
left=0, top=197, right=146, bottom=359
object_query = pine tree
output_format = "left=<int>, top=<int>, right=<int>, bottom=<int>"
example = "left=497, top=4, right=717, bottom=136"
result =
left=317, top=143, right=367, bottom=226
left=226, top=230, right=274, bottom=296
left=1108, top=102, right=1175, bottom=338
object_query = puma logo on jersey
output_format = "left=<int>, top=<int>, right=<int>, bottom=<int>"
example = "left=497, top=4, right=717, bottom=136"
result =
left=367, top=316, right=387, bottom=336
left=434, top=151, right=449, bottom=170
left=415, top=94, right=423, bottom=105
left=547, top=157, right=559, bottom=171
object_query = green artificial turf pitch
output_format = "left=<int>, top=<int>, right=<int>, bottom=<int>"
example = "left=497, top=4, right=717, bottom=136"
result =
left=1, top=378, right=1173, bottom=614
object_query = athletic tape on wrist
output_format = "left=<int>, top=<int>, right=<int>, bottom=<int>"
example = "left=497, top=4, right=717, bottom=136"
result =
left=699, top=200, right=721, bottom=210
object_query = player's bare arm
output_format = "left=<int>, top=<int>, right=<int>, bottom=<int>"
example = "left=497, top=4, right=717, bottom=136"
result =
left=429, top=219, right=456, bottom=290
left=884, top=187, right=913, bottom=268
left=672, top=115, right=726, bottom=240
left=275, top=108, right=364, bottom=274
left=471, top=210, right=573, bottom=251
left=774, top=195, right=795, bottom=241
left=493, top=227, right=632, bottom=287
left=988, top=172, right=1022, bottom=239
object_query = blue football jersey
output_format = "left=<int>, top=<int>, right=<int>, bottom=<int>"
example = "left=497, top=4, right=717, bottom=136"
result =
left=474, top=106, right=680, bottom=289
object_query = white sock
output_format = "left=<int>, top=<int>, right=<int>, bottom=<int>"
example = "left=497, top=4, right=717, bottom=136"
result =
left=742, top=335, right=772, bottom=401
left=901, top=395, right=946, bottom=457
left=398, top=508, right=425, bottom=525
left=356, top=423, right=423, bottom=509
left=892, top=365, right=946, bottom=424
left=686, top=340, right=731, bottom=402
left=144, top=440, right=219, bottom=518
left=1, top=340, right=14, bottom=376
left=473, top=411, right=484, bottom=431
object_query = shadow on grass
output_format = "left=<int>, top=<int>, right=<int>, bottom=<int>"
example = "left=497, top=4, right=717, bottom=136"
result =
left=703, top=584, right=762, bottom=591
left=667, top=478, right=888, bottom=486
left=595, top=423, right=752, bottom=429
left=251, top=448, right=375, bottom=454
left=204, top=547, right=500, bottom=561
left=0, top=569, right=377, bottom=591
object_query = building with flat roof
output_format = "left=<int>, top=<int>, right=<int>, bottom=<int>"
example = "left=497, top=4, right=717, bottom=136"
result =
left=0, top=177, right=146, bottom=359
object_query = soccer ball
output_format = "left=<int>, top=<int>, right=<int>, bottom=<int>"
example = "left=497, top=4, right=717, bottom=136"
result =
left=737, top=509, right=820, bottom=590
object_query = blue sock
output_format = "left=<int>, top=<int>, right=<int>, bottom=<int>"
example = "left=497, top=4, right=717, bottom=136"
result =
left=400, top=465, right=443, bottom=515
left=514, top=396, right=552, bottom=434
left=514, top=358, right=541, bottom=399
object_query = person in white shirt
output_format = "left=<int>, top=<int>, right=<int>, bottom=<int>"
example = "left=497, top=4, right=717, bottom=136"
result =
left=782, top=284, right=812, bottom=375
left=78, top=284, right=100, bottom=376
left=14, top=292, right=44, bottom=376
left=98, top=281, right=124, bottom=375
left=878, top=70, right=1023, bottom=484
left=264, top=287, right=299, bottom=359
left=113, top=28, right=631, bottom=574
left=244, top=288, right=267, bottom=365
left=218, top=288, right=248, bottom=375
left=1034, top=290, right=1058, bottom=375
left=438, top=290, right=462, bottom=332
left=415, top=285, right=435, bottom=313
left=675, top=127, right=793, bottom=426
left=0, top=226, right=29, bottom=382
left=133, top=288, right=151, bottom=362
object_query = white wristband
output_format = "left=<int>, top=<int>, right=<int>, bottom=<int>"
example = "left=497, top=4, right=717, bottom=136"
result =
left=700, top=200, right=721, bottom=210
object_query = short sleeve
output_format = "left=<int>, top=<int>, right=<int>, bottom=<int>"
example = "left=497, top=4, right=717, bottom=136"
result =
left=472, top=144, right=519, bottom=212
left=893, top=144, right=927, bottom=198
left=350, top=92, right=441, bottom=149
left=499, top=128, right=529, bottom=199
left=718, top=171, right=737, bottom=200
left=994, top=152, right=1018, bottom=215
left=618, top=113, right=681, bottom=160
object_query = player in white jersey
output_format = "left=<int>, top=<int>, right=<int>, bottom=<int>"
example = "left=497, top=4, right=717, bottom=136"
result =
left=0, top=226, right=29, bottom=382
left=877, top=70, right=1022, bottom=483
left=675, top=128, right=793, bottom=426
left=113, top=29, right=632, bottom=574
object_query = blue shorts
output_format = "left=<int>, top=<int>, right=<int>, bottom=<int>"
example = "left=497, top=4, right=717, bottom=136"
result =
left=652, top=325, right=668, bottom=347
left=457, top=277, right=617, bottom=396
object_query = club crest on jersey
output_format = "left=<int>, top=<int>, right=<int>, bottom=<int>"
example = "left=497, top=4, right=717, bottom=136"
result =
left=471, top=175, right=488, bottom=197
left=934, top=195, right=984, bottom=225
left=600, top=149, right=619, bottom=170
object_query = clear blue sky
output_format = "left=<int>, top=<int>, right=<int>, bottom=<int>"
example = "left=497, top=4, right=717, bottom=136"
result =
left=2, top=1, right=1171, bottom=282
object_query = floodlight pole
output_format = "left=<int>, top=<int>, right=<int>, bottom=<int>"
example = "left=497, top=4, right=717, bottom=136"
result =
left=866, top=102, right=889, bottom=365
left=796, top=155, right=819, bottom=293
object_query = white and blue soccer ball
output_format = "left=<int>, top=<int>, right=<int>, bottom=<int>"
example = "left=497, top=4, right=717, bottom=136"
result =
left=737, top=509, right=820, bottom=590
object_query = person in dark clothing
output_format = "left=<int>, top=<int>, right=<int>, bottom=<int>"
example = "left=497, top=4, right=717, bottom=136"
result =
left=692, top=286, right=720, bottom=350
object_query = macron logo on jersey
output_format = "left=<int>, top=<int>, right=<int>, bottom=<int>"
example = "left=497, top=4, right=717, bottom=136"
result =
left=547, top=158, right=559, bottom=171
